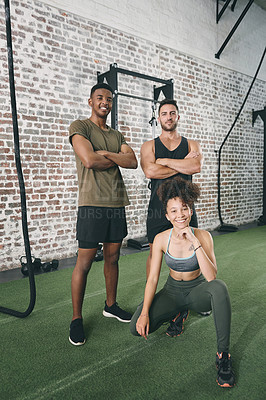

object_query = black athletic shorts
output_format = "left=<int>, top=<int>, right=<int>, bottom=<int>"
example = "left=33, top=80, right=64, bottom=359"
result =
left=76, top=206, right=127, bottom=249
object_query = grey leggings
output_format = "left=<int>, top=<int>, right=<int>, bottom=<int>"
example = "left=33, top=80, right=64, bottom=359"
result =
left=130, top=274, right=231, bottom=353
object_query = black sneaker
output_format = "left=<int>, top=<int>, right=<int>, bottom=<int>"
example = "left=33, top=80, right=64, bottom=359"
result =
left=103, top=301, right=132, bottom=322
left=216, top=352, right=235, bottom=387
left=166, top=310, right=189, bottom=337
left=69, top=318, right=86, bottom=346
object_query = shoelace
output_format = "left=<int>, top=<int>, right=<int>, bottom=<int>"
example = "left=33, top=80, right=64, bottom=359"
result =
left=220, top=354, right=231, bottom=372
left=168, top=320, right=183, bottom=332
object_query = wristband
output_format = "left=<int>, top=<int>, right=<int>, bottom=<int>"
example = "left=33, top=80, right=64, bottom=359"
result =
left=194, top=245, right=202, bottom=252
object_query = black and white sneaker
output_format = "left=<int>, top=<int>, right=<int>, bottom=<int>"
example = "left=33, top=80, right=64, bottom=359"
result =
left=198, top=310, right=212, bottom=316
left=166, top=310, right=189, bottom=337
left=69, top=318, right=86, bottom=346
left=216, top=352, right=235, bottom=387
left=103, top=301, right=132, bottom=322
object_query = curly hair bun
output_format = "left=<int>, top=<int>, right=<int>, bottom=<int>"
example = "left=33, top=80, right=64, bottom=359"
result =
left=157, top=177, right=200, bottom=213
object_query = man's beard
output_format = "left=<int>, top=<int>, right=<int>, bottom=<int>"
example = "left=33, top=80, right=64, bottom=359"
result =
left=160, top=121, right=178, bottom=131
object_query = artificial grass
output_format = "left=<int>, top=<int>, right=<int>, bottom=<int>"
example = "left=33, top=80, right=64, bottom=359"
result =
left=1, top=226, right=266, bottom=400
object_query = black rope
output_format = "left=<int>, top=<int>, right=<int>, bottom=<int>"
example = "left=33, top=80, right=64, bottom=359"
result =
left=217, top=46, right=266, bottom=226
left=0, top=0, right=36, bottom=317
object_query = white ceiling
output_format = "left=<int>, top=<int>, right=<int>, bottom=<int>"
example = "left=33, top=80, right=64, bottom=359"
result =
left=254, top=0, right=266, bottom=10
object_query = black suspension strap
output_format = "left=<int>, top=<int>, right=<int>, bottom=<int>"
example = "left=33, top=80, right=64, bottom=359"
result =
left=0, top=0, right=36, bottom=317
left=149, top=101, right=158, bottom=138
left=217, top=46, right=266, bottom=230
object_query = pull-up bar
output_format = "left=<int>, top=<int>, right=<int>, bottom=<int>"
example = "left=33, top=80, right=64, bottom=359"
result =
left=115, top=91, right=157, bottom=103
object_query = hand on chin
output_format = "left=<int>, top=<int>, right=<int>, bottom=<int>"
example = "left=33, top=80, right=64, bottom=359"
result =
left=176, top=226, right=190, bottom=240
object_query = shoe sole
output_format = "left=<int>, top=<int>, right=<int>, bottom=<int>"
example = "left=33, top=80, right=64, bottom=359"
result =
left=215, top=358, right=235, bottom=388
left=68, top=336, right=86, bottom=346
left=102, top=310, right=131, bottom=323
left=166, top=330, right=184, bottom=337
left=216, top=379, right=235, bottom=388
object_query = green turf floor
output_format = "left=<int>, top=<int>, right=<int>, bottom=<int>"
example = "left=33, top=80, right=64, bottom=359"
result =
left=1, top=226, right=266, bottom=400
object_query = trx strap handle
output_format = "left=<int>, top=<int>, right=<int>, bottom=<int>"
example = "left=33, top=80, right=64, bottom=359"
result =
left=0, top=0, right=36, bottom=317
left=149, top=102, right=157, bottom=139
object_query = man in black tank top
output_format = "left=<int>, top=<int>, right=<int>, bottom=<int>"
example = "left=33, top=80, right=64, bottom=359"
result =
left=141, top=99, right=203, bottom=278
left=141, top=99, right=204, bottom=336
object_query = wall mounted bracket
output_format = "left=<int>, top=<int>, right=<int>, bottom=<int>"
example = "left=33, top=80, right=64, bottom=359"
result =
left=252, top=106, right=266, bottom=225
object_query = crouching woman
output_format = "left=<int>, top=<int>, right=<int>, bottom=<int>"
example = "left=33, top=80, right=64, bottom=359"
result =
left=130, top=177, right=235, bottom=388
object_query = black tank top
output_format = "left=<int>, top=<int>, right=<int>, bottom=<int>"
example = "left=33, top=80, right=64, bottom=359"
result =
left=149, top=136, right=191, bottom=202
left=147, top=136, right=198, bottom=237
left=147, top=136, right=198, bottom=232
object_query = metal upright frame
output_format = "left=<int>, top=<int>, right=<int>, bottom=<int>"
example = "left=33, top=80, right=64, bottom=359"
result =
left=252, top=107, right=266, bottom=225
left=97, top=63, right=174, bottom=130
left=216, top=46, right=266, bottom=231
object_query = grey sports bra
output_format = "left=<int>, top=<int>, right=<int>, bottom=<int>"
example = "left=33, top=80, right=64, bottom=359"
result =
left=164, top=228, right=200, bottom=272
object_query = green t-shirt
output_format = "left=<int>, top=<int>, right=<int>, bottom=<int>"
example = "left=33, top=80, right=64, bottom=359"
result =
left=69, top=119, right=129, bottom=207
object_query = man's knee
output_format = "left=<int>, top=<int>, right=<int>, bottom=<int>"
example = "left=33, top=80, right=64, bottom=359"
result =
left=76, top=249, right=97, bottom=272
left=103, top=242, right=121, bottom=265
left=105, top=252, right=120, bottom=266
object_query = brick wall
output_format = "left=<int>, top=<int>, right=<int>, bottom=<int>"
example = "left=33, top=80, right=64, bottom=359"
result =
left=0, top=0, right=265, bottom=270
left=43, top=0, right=266, bottom=82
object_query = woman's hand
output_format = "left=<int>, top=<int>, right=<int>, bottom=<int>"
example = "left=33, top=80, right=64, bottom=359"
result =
left=179, top=227, right=200, bottom=248
left=179, top=228, right=217, bottom=281
left=136, top=314, right=150, bottom=340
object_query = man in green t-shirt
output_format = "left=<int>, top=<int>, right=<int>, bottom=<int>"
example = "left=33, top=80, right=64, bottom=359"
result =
left=68, top=83, right=138, bottom=346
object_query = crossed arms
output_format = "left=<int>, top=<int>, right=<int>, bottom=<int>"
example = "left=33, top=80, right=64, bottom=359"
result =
left=72, top=133, right=201, bottom=175
left=140, top=139, right=203, bottom=179
left=72, top=134, right=138, bottom=170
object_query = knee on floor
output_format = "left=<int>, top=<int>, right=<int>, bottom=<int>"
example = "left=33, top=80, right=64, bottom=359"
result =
left=129, top=320, right=139, bottom=336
